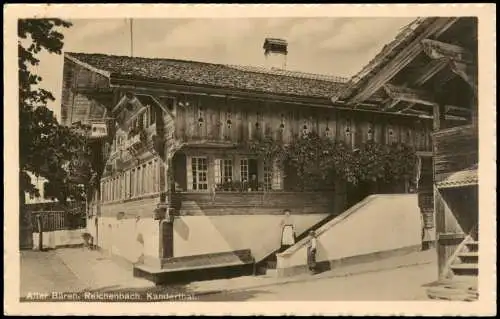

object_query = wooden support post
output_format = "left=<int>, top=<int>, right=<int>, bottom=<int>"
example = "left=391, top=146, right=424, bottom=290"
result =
left=433, top=104, right=446, bottom=131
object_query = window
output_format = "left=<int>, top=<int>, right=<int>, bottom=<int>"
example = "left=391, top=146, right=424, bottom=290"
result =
left=131, top=169, right=136, bottom=197
left=152, top=159, right=158, bottom=192
left=144, top=163, right=149, bottom=194
left=125, top=171, right=130, bottom=198
left=120, top=174, right=124, bottom=199
left=222, top=159, right=233, bottom=183
left=135, top=114, right=144, bottom=131
left=190, top=157, right=208, bottom=191
left=214, top=159, right=222, bottom=185
left=263, top=161, right=273, bottom=191
left=142, top=164, right=148, bottom=194
left=100, top=182, right=104, bottom=202
left=240, top=159, right=249, bottom=182
left=272, top=161, right=283, bottom=190
left=137, top=166, right=142, bottom=195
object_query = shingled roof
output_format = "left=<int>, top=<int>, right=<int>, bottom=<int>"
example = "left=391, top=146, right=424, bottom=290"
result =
left=66, top=52, right=348, bottom=99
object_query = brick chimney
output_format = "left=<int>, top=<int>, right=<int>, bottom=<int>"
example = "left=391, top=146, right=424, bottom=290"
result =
left=263, top=38, right=288, bottom=70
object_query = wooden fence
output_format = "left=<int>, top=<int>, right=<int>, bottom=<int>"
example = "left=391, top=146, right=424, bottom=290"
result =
left=31, top=210, right=86, bottom=233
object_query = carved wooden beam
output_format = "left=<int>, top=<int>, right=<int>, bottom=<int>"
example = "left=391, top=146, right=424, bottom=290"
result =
left=444, top=105, right=472, bottom=115
left=348, top=18, right=459, bottom=105
left=421, top=39, right=474, bottom=64
left=111, top=94, right=128, bottom=114
left=444, top=115, right=468, bottom=122
left=450, top=60, right=478, bottom=95
left=383, top=83, right=471, bottom=119
left=149, top=94, right=176, bottom=118
left=405, top=108, right=430, bottom=115
left=421, top=39, right=477, bottom=94
left=383, top=84, right=436, bottom=107
left=382, top=97, right=401, bottom=111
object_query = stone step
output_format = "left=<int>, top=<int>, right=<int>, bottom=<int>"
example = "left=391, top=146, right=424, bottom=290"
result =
left=457, top=251, right=478, bottom=263
left=458, top=251, right=478, bottom=257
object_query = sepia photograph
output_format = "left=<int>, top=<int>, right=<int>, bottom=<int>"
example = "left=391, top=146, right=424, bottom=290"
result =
left=4, top=3, right=496, bottom=316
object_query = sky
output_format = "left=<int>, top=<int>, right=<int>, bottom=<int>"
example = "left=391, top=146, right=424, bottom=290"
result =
left=31, top=17, right=416, bottom=121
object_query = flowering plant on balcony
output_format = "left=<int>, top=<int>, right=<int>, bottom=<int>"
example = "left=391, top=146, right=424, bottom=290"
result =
left=244, top=132, right=417, bottom=191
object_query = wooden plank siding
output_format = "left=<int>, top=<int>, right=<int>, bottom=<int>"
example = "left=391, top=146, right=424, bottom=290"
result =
left=166, top=94, right=432, bottom=151
left=60, top=59, right=110, bottom=126
left=177, top=191, right=335, bottom=216
left=432, top=125, right=478, bottom=183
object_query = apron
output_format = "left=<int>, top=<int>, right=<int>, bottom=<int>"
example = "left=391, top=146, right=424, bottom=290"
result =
left=281, top=224, right=295, bottom=246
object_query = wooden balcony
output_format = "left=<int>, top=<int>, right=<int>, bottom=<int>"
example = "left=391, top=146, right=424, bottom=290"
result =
left=174, top=191, right=335, bottom=216
left=432, top=124, right=478, bottom=184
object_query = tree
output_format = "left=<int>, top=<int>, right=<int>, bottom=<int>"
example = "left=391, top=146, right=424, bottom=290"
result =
left=19, top=18, right=92, bottom=206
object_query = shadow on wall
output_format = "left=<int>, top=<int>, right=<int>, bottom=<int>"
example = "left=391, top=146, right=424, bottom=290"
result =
left=174, top=218, right=190, bottom=240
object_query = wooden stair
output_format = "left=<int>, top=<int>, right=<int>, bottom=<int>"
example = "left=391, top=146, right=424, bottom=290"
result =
left=427, top=235, right=479, bottom=301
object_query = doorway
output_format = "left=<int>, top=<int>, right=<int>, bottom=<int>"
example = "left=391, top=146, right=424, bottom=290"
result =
left=248, top=159, right=259, bottom=191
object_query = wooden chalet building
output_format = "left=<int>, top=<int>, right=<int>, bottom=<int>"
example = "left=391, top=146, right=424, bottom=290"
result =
left=330, top=17, right=479, bottom=300
left=61, top=36, right=437, bottom=283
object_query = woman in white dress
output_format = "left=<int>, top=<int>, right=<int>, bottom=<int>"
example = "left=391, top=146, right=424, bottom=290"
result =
left=280, top=209, right=296, bottom=252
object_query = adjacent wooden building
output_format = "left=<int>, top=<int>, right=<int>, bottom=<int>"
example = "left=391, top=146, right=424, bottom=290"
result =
left=330, top=17, right=478, bottom=299
left=61, top=35, right=436, bottom=282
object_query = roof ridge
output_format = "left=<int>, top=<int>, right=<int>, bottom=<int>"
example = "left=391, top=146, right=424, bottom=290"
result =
left=226, top=64, right=349, bottom=83
left=65, top=51, right=226, bottom=67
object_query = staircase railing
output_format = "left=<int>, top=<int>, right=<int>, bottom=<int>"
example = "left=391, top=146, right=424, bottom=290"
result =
left=278, top=194, right=379, bottom=257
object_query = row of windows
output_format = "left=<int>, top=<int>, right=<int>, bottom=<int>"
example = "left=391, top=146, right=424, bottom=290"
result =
left=101, top=159, right=159, bottom=203
left=187, top=156, right=282, bottom=191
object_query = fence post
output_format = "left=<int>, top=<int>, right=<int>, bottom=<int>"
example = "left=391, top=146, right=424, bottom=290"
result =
left=37, top=214, right=43, bottom=251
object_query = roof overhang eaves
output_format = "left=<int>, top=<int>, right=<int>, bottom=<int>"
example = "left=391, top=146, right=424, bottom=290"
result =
left=64, top=53, right=112, bottom=78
